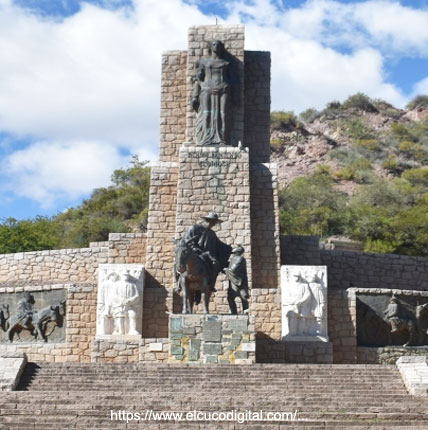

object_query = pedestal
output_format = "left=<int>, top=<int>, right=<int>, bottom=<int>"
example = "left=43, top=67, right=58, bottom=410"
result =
left=168, top=314, right=256, bottom=364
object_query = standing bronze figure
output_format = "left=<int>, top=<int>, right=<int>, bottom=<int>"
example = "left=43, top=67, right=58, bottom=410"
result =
left=224, top=245, right=249, bottom=314
left=191, top=40, right=236, bottom=146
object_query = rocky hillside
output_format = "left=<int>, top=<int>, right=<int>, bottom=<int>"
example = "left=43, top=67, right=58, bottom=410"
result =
left=271, top=94, right=428, bottom=256
left=270, top=93, right=428, bottom=194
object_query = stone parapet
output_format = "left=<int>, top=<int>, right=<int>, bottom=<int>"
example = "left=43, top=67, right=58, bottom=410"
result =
left=397, top=356, right=428, bottom=396
left=0, top=352, right=27, bottom=391
left=168, top=314, right=256, bottom=364
left=107, top=233, right=146, bottom=264
left=358, top=346, right=428, bottom=364
left=321, top=249, right=428, bottom=291
left=0, top=247, right=108, bottom=286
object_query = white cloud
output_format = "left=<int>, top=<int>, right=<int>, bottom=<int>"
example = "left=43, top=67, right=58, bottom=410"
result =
left=244, top=22, right=407, bottom=112
left=355, top=1, right=428, bottom=55
left=413, top=76, right=428, bottom=96
left=3, top=140, right=129, bottom=207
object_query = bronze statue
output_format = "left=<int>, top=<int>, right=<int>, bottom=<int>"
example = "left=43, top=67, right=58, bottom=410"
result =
left=183, top=212, right=231, bottom=292
left=191, top=40, right=237, bottom=146
left=174, top=212, right=231, bottom=314
left=224, top=246, right=249, bottom=314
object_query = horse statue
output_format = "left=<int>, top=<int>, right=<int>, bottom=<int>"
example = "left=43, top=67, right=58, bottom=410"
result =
left=7, top=300, right=66, bottom=342
left=174, top=237, right=212, bottom=314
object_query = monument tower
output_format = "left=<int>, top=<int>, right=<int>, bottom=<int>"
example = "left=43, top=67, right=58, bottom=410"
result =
left=143, top=25, right=281, bottom=359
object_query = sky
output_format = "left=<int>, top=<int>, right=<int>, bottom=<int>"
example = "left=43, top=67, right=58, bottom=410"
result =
left=1, top=0, right=428, bottom=221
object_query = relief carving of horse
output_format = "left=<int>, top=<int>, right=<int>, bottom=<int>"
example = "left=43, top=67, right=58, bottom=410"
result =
left=7, top=300, right=66, bottom=342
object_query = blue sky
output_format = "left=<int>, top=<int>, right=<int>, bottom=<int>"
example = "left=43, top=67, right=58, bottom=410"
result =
left=1, top=0, right=428, bottom=221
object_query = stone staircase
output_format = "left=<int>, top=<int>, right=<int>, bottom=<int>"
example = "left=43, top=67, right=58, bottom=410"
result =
left=1, top=362, right=428, bottom=429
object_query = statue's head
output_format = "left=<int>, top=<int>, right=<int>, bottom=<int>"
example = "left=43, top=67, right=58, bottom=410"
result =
left=210, top=40, right=225, bottom=57
left=201, top=211, right=223, bottom=229
left=107, top=272, right=120, bottom=282
left=232, top=245, right=244, bottom=255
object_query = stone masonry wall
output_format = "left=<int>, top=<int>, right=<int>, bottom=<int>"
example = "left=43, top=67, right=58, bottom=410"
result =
left=185, top=25, right=245, bottom=146
left=144, top=162, right=178, bottom=337
left=250, top=163, right=280, bottom=291
left=0, top=284, right=96, bottom=363
left=321, top=249, right=428, bottom=291
left=0, top=247, right=108, bottom=286
left=249, top=163, right=281, bottom=343
left=281, top=235, right=321, bottom=266
left=244, top=51, right=271, bottom=162
left=159, top=50, right=187, bottom=162
left=107, top=233, right=146, bottom=264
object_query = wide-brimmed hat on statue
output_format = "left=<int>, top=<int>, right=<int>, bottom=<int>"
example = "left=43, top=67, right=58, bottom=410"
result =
left=201, top=212, right=223, bottom=224
left=232, top=245, right=244, bottom=254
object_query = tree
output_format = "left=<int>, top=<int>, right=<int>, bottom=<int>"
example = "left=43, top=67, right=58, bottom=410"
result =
left=0, top=157, right=151, bottom=252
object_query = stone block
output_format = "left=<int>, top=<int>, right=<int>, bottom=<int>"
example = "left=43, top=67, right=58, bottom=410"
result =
left=203, top=343, right=222, bottom=355
left=203, top=321, right=222, bottom=342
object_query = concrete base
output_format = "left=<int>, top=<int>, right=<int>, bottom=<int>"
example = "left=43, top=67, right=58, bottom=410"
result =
left=168, top=314, right=256, bottom=364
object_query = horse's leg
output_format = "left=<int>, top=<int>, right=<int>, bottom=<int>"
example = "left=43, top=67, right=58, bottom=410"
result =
left=187, top=282, right=195, bottom=314
left=37, top=321, right=48, bottom=342
left=202, top=279, right=210, bottom=314
left=7, top=326, right=14, bottom=343
left=182, top=276, right=188, bottom=314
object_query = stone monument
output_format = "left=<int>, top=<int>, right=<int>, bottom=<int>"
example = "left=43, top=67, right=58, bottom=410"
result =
left=144, top=24, right=281, bottom=362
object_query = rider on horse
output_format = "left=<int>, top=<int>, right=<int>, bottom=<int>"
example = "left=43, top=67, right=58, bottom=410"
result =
left=177, top=212, right=231, bottom=293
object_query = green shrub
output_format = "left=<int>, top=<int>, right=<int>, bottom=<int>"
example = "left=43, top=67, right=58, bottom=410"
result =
left=399, top=141, right=426, bottom=160
left=335, top=167, right=354, bottom=180
left=364, top=238, right=397, bottom=254
left=271, top=111, right=299, bottom=130
left=326, top=100, right=342, bottom=110
left=354, top=139, right=380, bottom=152
left=391, top=122, right=414, bottom=141
left=270, top=138, right=284, bottom=150
left=343, top=93, right=378, bottom=113
left=299, top=108, right=319, bottom=123
left=382, top=155, right=399, bottom=173
left=347, top=119, right=374, bottom=140
left=402, top=167, right=428, bottom=186
left=334, top=158, right=372, bottom=182
left=406, top=95, right=428, bottom=110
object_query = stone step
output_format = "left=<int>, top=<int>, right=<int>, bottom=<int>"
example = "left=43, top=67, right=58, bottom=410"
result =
left=3, top=362, right=426, bottom=430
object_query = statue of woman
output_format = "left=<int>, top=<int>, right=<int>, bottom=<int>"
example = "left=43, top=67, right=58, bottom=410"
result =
left=191, top=40, right=235, bottom=146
